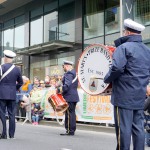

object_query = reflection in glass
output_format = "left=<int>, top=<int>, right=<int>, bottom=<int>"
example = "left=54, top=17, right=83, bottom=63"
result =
left=84, top=0, right=104, bottom=40
left=105, top=0, right=120, bottom=45
left=44, top=11, right=58, bottom=42
left=134, top=0, right=150, bottom=42
left=59, top=21, right=75, bottom=42
left=3, top=28, right=14, bottom=50
left=30, top=16, right=43, bottom=46
left=134, top=0, right=150, bottom=26
left=105, top=3, right=120, bottom=34
left=14, top=24, right=25, bottom=50
left=59, top=0, right=75, bottom=42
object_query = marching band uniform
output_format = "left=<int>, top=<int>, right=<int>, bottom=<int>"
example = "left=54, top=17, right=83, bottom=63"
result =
left=0, top=50, right=23, bottom=139
left=58, top=60, right=79, bottom=136
left=104, top=19, right=150, bottom=150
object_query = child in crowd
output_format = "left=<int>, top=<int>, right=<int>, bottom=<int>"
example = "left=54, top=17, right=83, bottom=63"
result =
left=144, top=85, right=150, bottom=147
left=31, top=103, right=44, bottom=125
left=30, top=85, right=44, bottom=125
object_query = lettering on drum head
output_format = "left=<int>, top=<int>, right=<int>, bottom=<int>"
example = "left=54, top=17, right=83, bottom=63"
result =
left=77, top=44, right=112, bottom=95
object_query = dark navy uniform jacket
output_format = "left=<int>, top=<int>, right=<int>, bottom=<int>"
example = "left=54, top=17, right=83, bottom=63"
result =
left=62, top=69, right=79, bottom=103
left=0, top=63, right=23, bottom=100
left=104, top=35, right=150, bottom=110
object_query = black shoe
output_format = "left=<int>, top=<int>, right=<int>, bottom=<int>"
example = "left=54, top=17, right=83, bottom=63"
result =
left=60, top=133, right=74, bottom=136
left=9, top=137, right=15, bottom=139
left=0, top=135, right=7, bottom=139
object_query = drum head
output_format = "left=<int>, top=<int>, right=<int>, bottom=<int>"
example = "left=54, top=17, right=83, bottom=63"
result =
left=77, top=44, right=112, bottom=95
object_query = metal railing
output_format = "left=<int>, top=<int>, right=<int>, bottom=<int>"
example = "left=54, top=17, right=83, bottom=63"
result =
left=16, top=93, right=31, bottom=125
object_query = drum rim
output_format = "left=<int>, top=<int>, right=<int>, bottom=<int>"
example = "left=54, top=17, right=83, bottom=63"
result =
left=77, top=44, right=113, bottom=95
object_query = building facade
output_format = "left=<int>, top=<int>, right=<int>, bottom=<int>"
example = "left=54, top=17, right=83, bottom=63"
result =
left=0, top=0, right=150, bottom=81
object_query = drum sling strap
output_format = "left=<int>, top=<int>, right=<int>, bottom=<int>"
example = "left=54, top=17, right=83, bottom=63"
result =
left=72, top=74, right=77, bottom=83
left=0, top=64, right=15, bottom=81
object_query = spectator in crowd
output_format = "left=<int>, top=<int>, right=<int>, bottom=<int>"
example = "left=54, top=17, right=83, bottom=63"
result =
left=30, top=86, right=42, bottom=104
left=19, top=76, right=32, bottom=119
left=55, top=75, right=62, bottom=87
left=20, top=95, right=31, bottom=123
left=57, top=60, right=79, bottom=136
left=144, top=85, right=150, bottom=147
left=15, top=90, right=21, bottom=122
left=50, top=77, right=57, bottom=89
left=33, top=76, right=40, bottom=88
left=104, top=18, right=150, bottom=150
left=39, top=80, right=46, bottom=89
left=30, top=86, right=44, bottom=125
left=0, top=50, right=23, bottom=139
left=44, top=75, right=51, bottom=88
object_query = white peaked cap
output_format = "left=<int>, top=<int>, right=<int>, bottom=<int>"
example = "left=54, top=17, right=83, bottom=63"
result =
left=3, top=50, right=16, bottom=58
left=124, top=18, right=145, bottom=33
left=63, top=60, right=74, bottom=65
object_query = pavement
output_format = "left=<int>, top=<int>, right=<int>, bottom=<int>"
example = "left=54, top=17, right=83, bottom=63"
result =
left=36, top=119, right=115, bottom=134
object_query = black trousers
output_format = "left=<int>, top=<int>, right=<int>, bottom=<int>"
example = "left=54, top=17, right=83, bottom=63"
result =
left=65, top=102, right=77, bottom=134
left=0, top=100, right=16, bottom=138
left=114, top=106, right=145, bottom=150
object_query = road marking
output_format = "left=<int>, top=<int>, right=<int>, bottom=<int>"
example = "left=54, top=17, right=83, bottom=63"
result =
left=61, top=148, right=72, bottom=150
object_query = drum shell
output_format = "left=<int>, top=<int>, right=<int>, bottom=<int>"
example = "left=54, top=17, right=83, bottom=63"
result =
left=48, top=94, right=68, bottom=113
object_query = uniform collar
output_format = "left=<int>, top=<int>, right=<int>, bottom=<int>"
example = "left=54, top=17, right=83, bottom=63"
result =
left=114, top=35, right=142, bottom=47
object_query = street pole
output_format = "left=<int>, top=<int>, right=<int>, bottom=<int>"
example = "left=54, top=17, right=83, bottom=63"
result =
left=120, top=0, right=123, bottom=37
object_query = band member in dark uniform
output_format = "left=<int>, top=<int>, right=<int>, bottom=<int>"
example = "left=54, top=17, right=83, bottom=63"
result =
left=57, top=60, right=79, bottom=136
left=0, top=50, right=23, bottom=139
left=104, top=19, right=150, bottom=150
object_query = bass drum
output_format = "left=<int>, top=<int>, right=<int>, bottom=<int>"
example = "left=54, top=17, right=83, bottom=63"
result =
left=77, top=44, right=115, bottom=95
left=0, top=118, right=2, bottom=136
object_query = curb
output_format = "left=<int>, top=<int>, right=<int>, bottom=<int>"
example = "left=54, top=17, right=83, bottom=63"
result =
left=39, top=120, right=115, bottom=134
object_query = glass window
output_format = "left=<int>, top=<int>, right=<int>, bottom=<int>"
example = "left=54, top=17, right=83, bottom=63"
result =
left=84, top=0, right=104, bottom=44
left=134, top=0, right=150, bottom=42
left=105, top=0, right=120, bottom=35
left=134, top=0, right=150, bottom=26
left=30, top=54, right=75, bottom=82
left=30, top=16, right=43, bottom=46
left=14, top=24, right=25, bottom=50
left=4, top=19, right=14, bottom=29
left=15, top=15, right=25, bottom=25
left=44, top=11, right=58, bottom=42
left=31, top=7, right=43, bottom=18
left=59, top=0, right=75, bottom=42
left=44, top=1, right=57, bottom=13
left=104, top=0, right=120, bottom=45
left=3, top=28, right=14, bottom=50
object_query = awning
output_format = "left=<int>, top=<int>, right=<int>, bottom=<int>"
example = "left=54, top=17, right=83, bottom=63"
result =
left=15, top=40, right=74, bottom=55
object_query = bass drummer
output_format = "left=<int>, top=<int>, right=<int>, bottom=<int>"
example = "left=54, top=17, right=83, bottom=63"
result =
left=104, top=18, right=150, bottom=150
left=56, top=60, right=79, bottom=136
